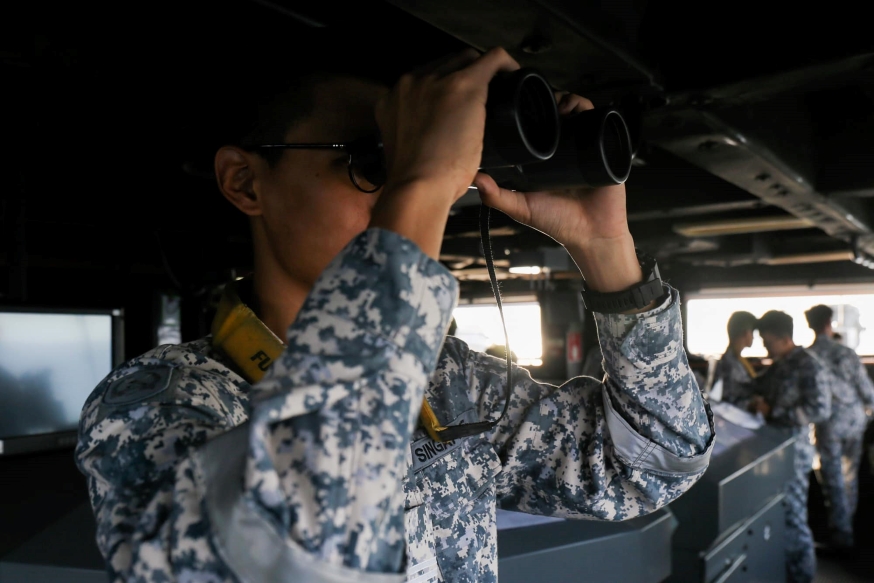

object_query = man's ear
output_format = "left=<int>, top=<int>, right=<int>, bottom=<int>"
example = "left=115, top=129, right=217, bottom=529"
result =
left=215, top=146, right=263, bottom=216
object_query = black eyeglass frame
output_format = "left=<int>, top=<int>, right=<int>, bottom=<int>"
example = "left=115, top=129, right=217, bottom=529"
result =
left=253, top=137, right=385, bottom=194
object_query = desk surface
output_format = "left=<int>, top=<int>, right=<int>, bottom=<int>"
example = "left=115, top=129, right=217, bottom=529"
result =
left=0, top=447, right=90, bottom=558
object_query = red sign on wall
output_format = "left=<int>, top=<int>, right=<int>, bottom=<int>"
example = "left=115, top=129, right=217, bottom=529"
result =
left=566, top=331, right=582, bottom=363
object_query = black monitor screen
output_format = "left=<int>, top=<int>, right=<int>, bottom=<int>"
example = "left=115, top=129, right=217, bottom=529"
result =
left=0, top=311, right=115, bottom=441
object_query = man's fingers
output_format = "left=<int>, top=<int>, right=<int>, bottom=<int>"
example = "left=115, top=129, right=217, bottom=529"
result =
left=557, top=93, right=594, bottom=115
left=413, top=48, right=480, bottom=78
left=464, top=47, right=521, bottom=83
left=473, top=173, right=531, bottom=224
left=429, top=48, right=481, bottom=77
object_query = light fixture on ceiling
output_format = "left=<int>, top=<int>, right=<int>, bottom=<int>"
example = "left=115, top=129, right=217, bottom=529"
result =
left=509, top=266, right=543, bottom=275
left=854, top=255, right=874, bottom=269
left=673, top=215, right=813, bottom=237
left=760, top=250, right=855, bottom=266
left=852, top=241, right=874, bottom=270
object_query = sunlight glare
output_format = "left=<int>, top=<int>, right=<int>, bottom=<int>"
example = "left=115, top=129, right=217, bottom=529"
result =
left=452, top=303, right=543, bottom=367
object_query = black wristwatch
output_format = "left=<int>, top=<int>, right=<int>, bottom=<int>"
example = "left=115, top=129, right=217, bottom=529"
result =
left=580, top=251, right=664, bottom=313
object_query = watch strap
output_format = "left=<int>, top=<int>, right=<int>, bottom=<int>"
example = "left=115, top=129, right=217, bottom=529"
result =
left=581, top=278, right=664, bottom=313
left=580, top=252, right=664, bottom=313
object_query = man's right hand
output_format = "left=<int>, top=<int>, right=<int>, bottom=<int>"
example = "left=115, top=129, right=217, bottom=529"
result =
left=369, top=47, right=521, bottom=259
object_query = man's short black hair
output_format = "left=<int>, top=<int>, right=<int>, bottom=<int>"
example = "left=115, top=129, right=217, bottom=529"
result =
left=180, top=25, right=468, bottom=174
left=757, top=310, right=794, bottom=338
left=727, top=311, right=758, bottom=341
left=805, top=304, right=833, bottom=333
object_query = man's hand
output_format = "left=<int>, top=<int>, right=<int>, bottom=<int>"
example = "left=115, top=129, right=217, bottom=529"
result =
left=370, top=47, right=521, bottom=260
left=474, top=93, right=643, bottom=297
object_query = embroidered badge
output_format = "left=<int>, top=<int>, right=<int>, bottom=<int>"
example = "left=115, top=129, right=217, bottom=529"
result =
left=411, top=408, right=476, bottom=472
left=103, top=367, right=173, bottom=405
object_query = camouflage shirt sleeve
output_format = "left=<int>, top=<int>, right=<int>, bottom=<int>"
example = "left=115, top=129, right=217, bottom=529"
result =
left=76, top=228, right=457, bottom=582
left=840, top=346, right=874, bottom=408
left=75, top=352, right=248, bottom=582
left=465, top=286, right=714, bottom=521
left=246, top=229, right=457, bottom=573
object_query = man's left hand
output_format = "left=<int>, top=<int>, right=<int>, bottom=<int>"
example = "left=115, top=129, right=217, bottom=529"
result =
left=474, top=92, right=643, bottom=297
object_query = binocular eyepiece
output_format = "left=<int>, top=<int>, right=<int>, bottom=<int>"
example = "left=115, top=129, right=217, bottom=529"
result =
left=481, top=68, right=633, bottom=191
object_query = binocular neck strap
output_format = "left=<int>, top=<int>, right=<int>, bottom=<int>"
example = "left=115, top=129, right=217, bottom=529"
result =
left=424, top=205, right=514, bottom=443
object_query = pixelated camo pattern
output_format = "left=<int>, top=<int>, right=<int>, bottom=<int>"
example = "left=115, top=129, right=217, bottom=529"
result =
left=755, top=347, right=831, bottom=431
left=808, top=335, right=873, bottom=438
left=716, top=349, right=756, bottom=408
left=754, top=346, right=831, bottom=583
left=808, top=334, right=873, bottom=545
left=76, top=228, right=714, bottom=583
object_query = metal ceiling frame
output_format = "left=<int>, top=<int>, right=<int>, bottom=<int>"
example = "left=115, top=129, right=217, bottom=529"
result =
left=643, top=106, right=874, bottom=256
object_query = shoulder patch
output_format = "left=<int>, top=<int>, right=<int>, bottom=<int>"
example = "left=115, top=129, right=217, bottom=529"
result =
left=103, top=366, right=174, bottom=405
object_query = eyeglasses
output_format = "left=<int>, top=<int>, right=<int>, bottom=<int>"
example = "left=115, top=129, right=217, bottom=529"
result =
left=253, top=135, right=386, bottom=193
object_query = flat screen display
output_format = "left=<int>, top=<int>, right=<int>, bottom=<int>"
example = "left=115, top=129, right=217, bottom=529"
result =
left=0, top=312, right=114, bottom=439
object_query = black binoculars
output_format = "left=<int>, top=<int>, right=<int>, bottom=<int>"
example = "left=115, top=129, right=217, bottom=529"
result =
left=352, top=68, right=632, bottom=192
left=480, top=68, right=632, bottom=191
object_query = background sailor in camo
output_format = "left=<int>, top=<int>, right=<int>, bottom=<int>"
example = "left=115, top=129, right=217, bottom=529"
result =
left=752, top=310, right=832, bottom=583
left=715, top=311, right=759, bottom=407
left=76, top=38, right=714, bottom=583
left=805, top=304, right=874, bottom=549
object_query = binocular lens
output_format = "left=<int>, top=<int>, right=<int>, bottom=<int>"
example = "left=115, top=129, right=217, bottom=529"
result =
left=481, top=69, right=560, bottom=168
left=517, top=75, right=560, bottom=160
left=602, top=111, right=632, bottom=184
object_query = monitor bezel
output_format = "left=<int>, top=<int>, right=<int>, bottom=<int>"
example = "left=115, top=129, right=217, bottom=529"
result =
left=0, top=305, right=125, bottom=456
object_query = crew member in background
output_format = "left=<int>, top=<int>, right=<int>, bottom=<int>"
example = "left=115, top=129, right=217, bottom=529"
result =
left=750, top=310, right=831, bottom=583
left=714, top=310, right=758, bottom=406
left=805, top=304, right=874, bottom=553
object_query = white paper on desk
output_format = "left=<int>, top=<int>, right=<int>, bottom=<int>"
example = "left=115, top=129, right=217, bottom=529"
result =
left=709, top=378, right=723, bottom=402
left=710, top=400, right=765, bottom=430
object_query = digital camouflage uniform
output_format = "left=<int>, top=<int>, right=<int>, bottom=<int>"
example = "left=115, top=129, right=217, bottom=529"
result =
left=755, top=346, right=832, bottom=583
left=76, top=228, right=715, bottom=583
left=715, top=348, right=756, bottom=408
left=808, top=334, right=874, bottom=547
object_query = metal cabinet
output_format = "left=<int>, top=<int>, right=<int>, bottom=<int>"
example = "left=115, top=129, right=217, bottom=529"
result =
left=496, top=507, right=676, bottom=583
left=667, top=403, right=796, bottom=583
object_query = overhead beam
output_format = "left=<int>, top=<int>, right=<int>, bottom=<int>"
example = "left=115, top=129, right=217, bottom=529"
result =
left=672, top=215, right=813, bottom=237
left=384, top=0, right=660, bottom=101
left=644, top=107, right=874, bottom=256
left=627, top=199, right=768, bottom=222
left=666, top=53, right=874, bottom=109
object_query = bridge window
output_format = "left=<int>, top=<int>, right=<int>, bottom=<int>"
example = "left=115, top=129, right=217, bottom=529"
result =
left=686, top=291, right=874, bottom=357
left=452, top=301, right=543, bottom=367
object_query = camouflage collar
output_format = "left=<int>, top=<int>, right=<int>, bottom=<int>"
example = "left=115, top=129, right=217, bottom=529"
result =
left=209, top=278, right=453, bottom=442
